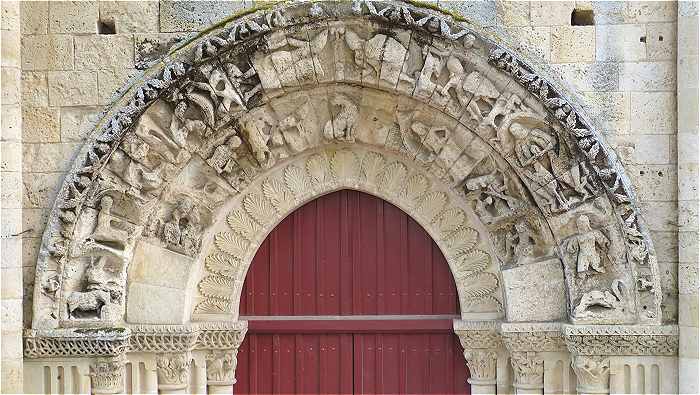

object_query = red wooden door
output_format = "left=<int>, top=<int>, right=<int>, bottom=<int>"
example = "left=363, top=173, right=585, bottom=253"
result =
left=235, top=190, right=469, bottom=394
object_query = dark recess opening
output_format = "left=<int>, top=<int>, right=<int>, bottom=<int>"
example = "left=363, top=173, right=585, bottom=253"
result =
left=571, top=9, right=594, bottom=26
left=97, top=19, right=116, bottom=34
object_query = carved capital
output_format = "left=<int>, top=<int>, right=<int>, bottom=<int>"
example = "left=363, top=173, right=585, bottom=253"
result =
left=453, top=320, right=502, bottom=350
left=463, top=349, right=497, bottom=384
left=571, top=355, right=610, bottom=394
left=156, top=352, right=192, bottom=390
left=90, top=356, right=126, bottom=394
left=510, top=351, right=544, bottom=390
left=206, top=349, right=239, bottom=384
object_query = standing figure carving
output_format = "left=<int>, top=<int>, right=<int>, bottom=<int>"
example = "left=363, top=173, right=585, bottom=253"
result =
left=84, top=196, right=131, bottom=257
left=566, top=215, right=611, bottom=278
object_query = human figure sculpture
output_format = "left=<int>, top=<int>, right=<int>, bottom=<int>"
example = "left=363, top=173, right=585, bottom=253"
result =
left=566, top=215, right=611, bottom=277
left=88, top=196, right=130, bottom=252
left=323, top=94, right=358, bottom=142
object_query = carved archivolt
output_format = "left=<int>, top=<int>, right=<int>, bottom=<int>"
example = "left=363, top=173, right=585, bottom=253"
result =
left=195, top=147, right=500, bottom=319
left=30, top=0, right=663, bottom=346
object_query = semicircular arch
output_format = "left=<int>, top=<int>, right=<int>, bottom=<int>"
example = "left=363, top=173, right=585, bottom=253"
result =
left=30, top=0, right=661, bottom=334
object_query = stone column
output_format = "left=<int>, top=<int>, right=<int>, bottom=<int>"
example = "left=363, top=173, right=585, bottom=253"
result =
left=0, top=1, right=23, bottom=393
left=156, top=352, right=192, bottom=394
left=570, top=355, right=610, bottom=395
left=89, top=356, right=126, bottom=395
left=510, top=351, right=544, bottom=395
left=206, top=349, right=239, bottom=394
left=463, top=349, right=498, bottom=395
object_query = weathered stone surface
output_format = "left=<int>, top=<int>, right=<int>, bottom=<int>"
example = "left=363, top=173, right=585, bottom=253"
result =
left=159, top=0, right=252, bottom=32
left=647, top=22, right=677, bottom=60
left=48, top=1, right=99, bottom=34
left=134, top=33, right=189, bottom=69
left=501, top=259, right=567, bottom=322
left=581, top=92, right=630, bottom=132
left=595, top=24, right=647, bottom=61
left=1, top=68, right=20, bottom=105
left=20, top=35, right=74, bottom=71
left=496, top=0, right=530, bottom=26
left=97, top=68, right=140, bottom=105
left=21, top=106, right=60, bottom=143
left=47, top=71, right=98, bottom=106
left=22, top=143, right=79, bottom=173
left=1, top=30, right=20, bottom=69
left=75, top=35, right=134, bottom=70
left=608, top=134, right=672, bottom=165
left=0, top=171, right=21, bottom=209
left=627, top=165, right=677, bottom=201
left=20, top=1, right=48, bottom=35
left=620, top=61, right=676, bottom=91
left=551, top=26, right=595, bottom=63
left=530, top=1, right=575, bottom=26
left=505, top=26, right=550, bottom=62
left=129, top=242, right=194, bottom=289
left=126, top=282, right=188, bottom=324
left=438, top=0, right=497, bottom=26
left=22, top=172, right=64, bottom=209
left=60, top=106, right=101, bottom=142
left=1, top=104, right=21, bottom=141
left=21, top=72, right=48, bottom=107
left=630, top=92, right=676, bottom=133
left=21, top=209, right=49, bottom=240
left=99, top=1, right=159, bottom=33
left=0, top=142, right=21, bottom=172
left=551, top=62, right=619, bottom=92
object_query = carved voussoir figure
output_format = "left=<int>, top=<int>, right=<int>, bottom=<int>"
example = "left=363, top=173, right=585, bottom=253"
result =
left=323, top=93, right=359, bottom=143
left=565, top=215, right=611, bottom=278
left=83, top=196, right=133, bottom=258
left=573, top=279, right=627, bottom=319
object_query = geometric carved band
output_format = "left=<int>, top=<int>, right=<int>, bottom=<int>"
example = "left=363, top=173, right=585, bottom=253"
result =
left=453, top=320, right=678, bottom=356
left=23, top=321, right=248, bottom=359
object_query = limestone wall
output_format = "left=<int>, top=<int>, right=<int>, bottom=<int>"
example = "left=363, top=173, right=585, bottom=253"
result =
left=7, top=0, right=696, bottom=392
left=1, top=1, right=24, bottom=393
left=16, top=0, right=684, bottom=329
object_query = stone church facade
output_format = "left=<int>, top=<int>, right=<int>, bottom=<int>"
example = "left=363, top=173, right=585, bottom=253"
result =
left=0, top=1, right=697, bottom=394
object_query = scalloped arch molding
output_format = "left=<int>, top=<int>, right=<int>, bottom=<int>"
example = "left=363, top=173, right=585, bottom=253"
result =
left=30, top=0, right=663, bottom=336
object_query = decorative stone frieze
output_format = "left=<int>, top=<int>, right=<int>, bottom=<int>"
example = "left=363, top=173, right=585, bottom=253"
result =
left=24, top=321, right=248, bottom=358
left=500, top=322, right=566, bottom=352
left=562, top=324, right=679, bottom=356
left=23, top=327, right=130, bottom=358
left=90, top=356, right=126, bottom=395
left=570, top=355, right=610, bottom=395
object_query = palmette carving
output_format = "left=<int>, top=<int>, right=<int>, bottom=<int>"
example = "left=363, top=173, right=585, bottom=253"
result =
left=462, top=349, right=497, bottom=382
left=90, top=356, right=126, bottom=394
left=195, top=149, right=500, bottom=316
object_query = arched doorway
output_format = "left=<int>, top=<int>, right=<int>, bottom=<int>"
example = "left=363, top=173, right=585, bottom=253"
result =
left=235, top=190, right=470, bottom=394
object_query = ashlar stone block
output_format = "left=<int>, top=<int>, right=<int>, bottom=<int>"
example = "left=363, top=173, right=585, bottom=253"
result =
left=49, top=1, right=98, bottom=34
left=595, top=24, right=647, bottom=61
left=550, top=62, right=619, bottom=91
left=530, top=1, right=575, bottom=26
left=630, top=92, right=676, bottom=133
left=21, top=72, right=48, bottom=107
left=47, top=71, right=98, bottom=106
left=20, top=1, right=48, bottom=35
left=99, top=1, right=159, bottom=33
left=22, top=106, right=60, bottom=144
left=620, top=61, right=676, bottom=91
left=160, top=0, right=252, bottom=32
left=60, top=106, right=101, bottom=142
left=501, top=258, right=567, bottom=322
left=551, top=26, right=595, bottom=63
left=646, top=22, right=677, bottom=60
left=75, top=35, right=134, bottom=70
